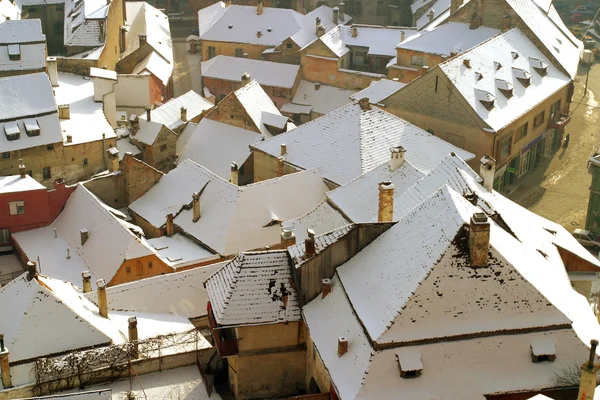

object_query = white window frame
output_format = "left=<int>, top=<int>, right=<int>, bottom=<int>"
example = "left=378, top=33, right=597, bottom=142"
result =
left=8, top=201, right=25, bottom=215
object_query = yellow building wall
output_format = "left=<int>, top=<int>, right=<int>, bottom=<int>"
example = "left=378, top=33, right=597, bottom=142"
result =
left=201, top=41, right=270, bottom=61
left=305, top=328, right=332, bottom=394
left=108, top=254, right=172, bottom=286
left=97, top=0, right=125, bottom=70
left=251, top=149, right=301, bottom=183
left=300, top=52, right=380, bottom=91
left=235, top=322, right=303, bottom=353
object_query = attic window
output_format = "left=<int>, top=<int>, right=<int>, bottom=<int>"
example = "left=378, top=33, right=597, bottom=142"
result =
left=530, top=337, right=556, bottom=363
left=396, top=349, right=422, bottom=379
left=24, top=118, right=40, bottom=137
left=530, top=57, right=548, bottom=76
left=495, top=78, right=514, bottom=99
left=8, top=44, right=20, bottom=60
left=556, top=37, right=562, bottom=45
left=476, top=89, right=496, bottom=111
left=513, top=68, right=531, bottom=87
left=463, top=58, right=471, bottom=68
left=475, top=72, right=483, bottom=81
left=228, top=24, right=233, bottom=29
left=4, top=121, right=20, bottom=140
left=511, top=51, right=519, bottom=60
left=494, top=61, right=502, bottom=71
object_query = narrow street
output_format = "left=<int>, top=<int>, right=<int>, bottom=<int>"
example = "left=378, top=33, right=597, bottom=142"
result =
left=509, top=62, right=600, bottom=232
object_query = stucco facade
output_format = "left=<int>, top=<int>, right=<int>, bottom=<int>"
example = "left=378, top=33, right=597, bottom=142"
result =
left=203, top=75, right=300, bottom=109
left=201, top=41, right=270, bottom=62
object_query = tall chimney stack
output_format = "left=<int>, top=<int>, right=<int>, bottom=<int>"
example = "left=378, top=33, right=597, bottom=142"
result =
left=80, top=228, right=89, bottom=246
left=339, top=2, right=345, bottom=21
left=26, top=261, right=37, bottom=281
left=19, top=159, right=26, bottom=178
left=82, top=271, right=92, bottom=293
left=378, top=182, right=394, bottom=223
left=166, top=213, right=175, bottom=236
left=276, top=156, right=285, bottom=177
left=322, top=278, right=332, bottom=298
left=0, top=337, right=11, bottom=389
left=180, top=106, right=187, bottom=122
left=479, top=155, right=496, bottom=192
left=46, top=57, right=59, bottom=87
left=305, top=228, right=316, bottom=257
left=389, top=146, right=406, bottom=171
left=128, top=316, right=139, bottom=359
left=280, top=225, right=296, bottom=247
left=192, top=193, right=200, bottom=222
left=337, top=337, right=348, bottom=356
left=469, top=213, right=490, bottom=267
left=315, top=17, right=321, bottom=35
left=257, top=0, right=263, bottom=15
left=97, top=279, right=108, bottom=318
left=333, top=6, right=339, bottom=24
left=578, top=339, right=600, bottom=400
left=230, top=162, right=239, bottom=185
left=145, top=107, right=151, bottom=121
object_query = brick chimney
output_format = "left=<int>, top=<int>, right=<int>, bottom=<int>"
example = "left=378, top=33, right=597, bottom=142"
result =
left=257, top=0, right=263, bottom=15
left=139, top=33, right=147, bottom=47
left=80, top=228, right=89, bottom=246
left=389, top=146, right=406, bottom=171
left=58, top=104, right=70, bottom=119
left=192, top=193, right=200, bottom=222
left=358, top=97, right=371, bottom=111
left=276, top=156, right=285, bottom=177
left=280, top=143, right=287, bottom=156
left=241, top=72, right=251, bottom=86
left=469, top=213, right=490, bottom=267
left=502, top=14, right=511, bottom=30
left=400, top=30, right=406, bottom=43
left=317, top=23, right=326, bottom=37
left=97, top=279, right=108, bottom=318
left=180, top=106, right=187, bottom=122
left=479, top=155, right=496, bottom=191
left=82, top=271, right=92, bottom=293
left=322, top=278, right=332, bottom=298
left=166, top=213, right=175, bottom=236
left=333, top=6, right=339, bottom=24
left=230, top=162, right=239, bottom=185
left=450, top=0, right=461, bottom=13
left=378, top=182, right=394, bottom=222
left=145, top=107, right=151, bottom=121
left=19, top=159, right=26, bottom=178
left=352, top=25, right=358, bottom=37
left=337, top=337, right=348, bottom=356
left=0, top=336, right=11, bottom=389
left=305, top=228, right=316, bottom=257
left=578, top=339, right=599, bottom=400
left=470, top=13, right=480, bottom=29
left=281, top=225, right=296, bottom=247
left=339, top=2, right=345, bottom=21
left=315, top=17, right=321, bottom=34
left=128, top=316, right=139, bottom=359
left=26, top=261, right=37, bottom=281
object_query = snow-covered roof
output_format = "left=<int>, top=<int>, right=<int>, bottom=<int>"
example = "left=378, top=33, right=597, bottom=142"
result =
left=64, top=0, right=109, bottom=47
left=0, top=174, right=45, bottom=193
left=176, top=121, right=197, bottom=155
left=411, top=0, right=434, bottom=13
left=177, top=118, right=264, bottom=180
left=87, top=260, right=226, bottom=319
left=147, top=233, right=218, bottom=269
left=130, top=119, right=168, bottom=146
left=130, top=159, right=329, bottom=255
left=289, top=6, right=351, bottom=48
left=55, top=73, right=116, bottom=145
left=0, top=72, right=63, bottom=152
left=506, top=0, right=582, bottom=78
left=284, top=200, right=350, bottom=242
left=233, top=80, right=284, bottom=137
left=440, top=28, right=570, bottom=132
left=288, top=224, right=354, bottom=265
left=0, top=274, right=124, bottom=363
left=116, top=137, right=141, bottom=160
left=13, top=184, right=158, bottom=285
left=201, top=55, right=300, bottom=89
left=285, top=80, right=354, bottom=116
left=397, top=22, right=499, bottom=56
left=139, top=90, right=213, bottom=131
left=0, top=19, right=44, bottom=43
left=415, top=0, right=450, bottom=30
left=350, top=79, right=405, bottom=104
left=0, top=0, right=21, bottom=22
left=131, top=51, right=172, bottom=86
left=317, top=24, right=416, bottom=58
left=205, top=251, right=300, bottom=326
left=252, top=101, right=474, bottom=186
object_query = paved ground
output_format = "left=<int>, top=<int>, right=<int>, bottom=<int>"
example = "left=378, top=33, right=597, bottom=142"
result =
left=508, top=62, right=600, bottom=232
left=172, top=39, right=202, bottom=97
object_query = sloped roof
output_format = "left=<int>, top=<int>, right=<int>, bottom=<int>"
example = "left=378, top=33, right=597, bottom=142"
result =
left=0, top=19, right=44, bottom=43
left=415, top=0, right=450, bottom=29
left=205, top=251, right=300, bottom=326
left=290, top=5, right=351, bottom=48
left=131, top=51, right=172, bottom=86
left=287, top=80, right=355, bottom=116
left=177, top=118, right=264, bottom=180
left=201, top=55, right=300, bottom=89
left=233, top=80, right=284, bottom=137
left=13, top=184, right=158, bottom=285
left=439, top=28, right=570, bottom=132
left=252, top=101, right=474, bottom=186
left=131, top=119, right=166, bottom=146
left=0, top=174, right=45, bottom=194
left=350, top=79, right=405, bottom=104
left=139, top=90, right=213, bottom=131
left=0, top=274, right=124, bottom=363
left=64, top=0, right=109, bottom=47
left=284, top=200, right=350, bottom=243
left=317, top=25, right=415, bottom=58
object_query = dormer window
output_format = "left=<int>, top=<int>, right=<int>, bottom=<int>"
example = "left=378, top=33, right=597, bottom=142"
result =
left=24, top=118, right=40, bottom=137
left=511, top=51, right=519, bottom=60
left=4, top=121, right=20, bottom=141
left=530, top=337, right=556, bottom=363
left=475, top=72, right=483, bottom=81
left=495, top=78, right=514, bottom=99
left=396, top=349, right=422, bottom=378
left=8, top=44, right=20, bottom=61
left=530, top=57, right=548, bottom=76
left=476, top=89, right=496, bottom=111
left=512, top=68, right=532, bottom=87
left=494, top=61, right=502, bottom=71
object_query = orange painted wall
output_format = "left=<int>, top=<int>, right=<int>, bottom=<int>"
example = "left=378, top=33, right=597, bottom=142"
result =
left=108, top=254, right=172, bottom=286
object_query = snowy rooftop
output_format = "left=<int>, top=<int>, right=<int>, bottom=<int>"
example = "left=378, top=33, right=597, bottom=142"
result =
left=12, top=184, right=158, bottom=285
left=55, top=73, right=116, bottom=145
left=283, top=80, right=355, bottom=116
left=289, top=5, right=352, bottom=48
left=284, top=200, right=350, bottom=243
left=415, top=0, right=450, bottom=30
left=0, top=19, right=45, bottom=43
left=116, top=137, right=141, bottom=160
left=147, top=233, right=218, bottom=269
left=0, top=174, right=45, bottom=194
left=201, top=55, right=300, bottom=89
left=130, top=160, right=328, bottom=255
left=0, top=72, right=62, bottom=152
left=91, top=260, right=227, bottom=319
left=130, top=119, right=167, bottom=146
left=132, top=51, right=172, bottom=86
left=0, top=0, right=20, bottom=22
left=139, top=90, right=213, bottom=131
left=350, top=79, right=405, bottom=104
left=0, top=20, right=46, bottom=72
left=232, top=80, right=285, bottom=137
left=177, top=118, right=264, bottom=180
left=252, top=101, right=474, bottom=186
left=439, top=28, right=571, bottom=132
left=205, top=251, right=300, bottom=326
left=397, top=22, right=499, bottom=56
left=317, top=24, right=416, bottom=58
left=64, top=0, right=109, bottom=47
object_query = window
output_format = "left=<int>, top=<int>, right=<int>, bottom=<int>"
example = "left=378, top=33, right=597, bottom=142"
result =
left=208, top=46, right=216, bottom=59
left=42, top=167, right=51, bottom=179
left=235, top=48, right=243, bottom=57
left=550, top=99, right=561, bottom=118
left=160, top=144, right=167, bottom=152
left=47, top=144, right=54, bottom=151
left=126, top=266, right=131, bottom=273
left=498, top=135, right=512, bottom=161
left=0, top=229, right=9, bottom=245
left=148, top=261, right=153, bottom=268
left=533, top=110, right=545, bottom=127
left=286, top=43, right=293, bottom=49
left=8, top=201, right=25, bottom=215
left=515, top=123, right=528, bottom=141
left=82, top=158, right=88, bottom=166
left=1, top=152, right=9, bottom=159
left=53, top=21, right=62, bottom=35
left=136, top=262, right=143, bottom=276
left=410, top=55, right=427, bottom=66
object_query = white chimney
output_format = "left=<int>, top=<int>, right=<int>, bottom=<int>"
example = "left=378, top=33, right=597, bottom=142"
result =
left=47, top=57, right=59, bottom=87
left=80, top=228, right=89, bottom=246
left=97, top=279, right=108, bottom=318
left=390, top=146, right=406, bottom=171
left=479, top=155, right=496, bottom=191
left=82, top=271, right=92, bottom=293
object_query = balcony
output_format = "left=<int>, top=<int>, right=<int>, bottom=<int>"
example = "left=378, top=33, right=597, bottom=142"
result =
left=548, top=112, right=571, bottom=130
left=207, top=302, right=239, bottom=357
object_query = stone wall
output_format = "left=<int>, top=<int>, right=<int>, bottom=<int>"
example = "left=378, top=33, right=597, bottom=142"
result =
left=121, top=153, right=163, bottom=204
left=201, top=40, right=270, bottom=61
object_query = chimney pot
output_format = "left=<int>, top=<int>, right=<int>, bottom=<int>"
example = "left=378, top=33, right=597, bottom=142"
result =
left=19, top=159, right=25, bottom=178
left=180, top=107, right=187, bottom=122
left=128, top=316, right=139, bottom=359
left=281, top=225, right=296, bottom=247
left=230, top=162, right=239, bottom=185
left=479, top=155, right=496, bottom=191
left=589, top=339, right=599, bottom=369
left=0, top=340, right=11, bottom=388
left=145, top=107, right=151, bottom=121
left=276, top=156, right=285, bottom=177
left=82, top=271, right=92, bottom=293
left=333, top=6, right=339, bottom=24
left=314, top=82, right=321, bottom=90
left=470, top=13, right=480, bottom=29
left=0, top=334, right=4, bottom=352
left=26, top=261, right=37, bottom=281
left=241, top=72, right=251, bottom=86
left=358, top=97, right=371, bottom=111
left=378, top=182, right=394, bottom=223
left=400, top=30, right=406, bottom=43
left=166, top=213, right=175, bottom=236
left=337, top=336, right=348, bottom=356
left=427, top=9, right=435, bottom=22
left=389, top=146, right=406, bottom=171
left=80, top=228, right=89, bottom=246
left=280, top=143, right=287, bottom=156
left=305, top=228, right=316, bottom=257
left=352, top=25, right=358, bottom=37
left=257, top=0, right=263, bottom=15
left=97, top=279, right=108, bottom=318
left=192, top=193, right=201, bottom=222
left=469, top=213, right=490, bottom=267
left=322, top=278, right=332, bottom=298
